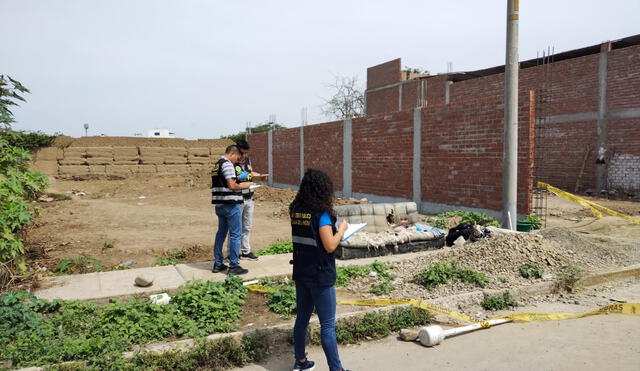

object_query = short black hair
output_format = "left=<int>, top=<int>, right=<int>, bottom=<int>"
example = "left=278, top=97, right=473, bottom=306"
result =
left=225, top=144, right=240, bottom=154
left=235, top=139, right=250, bottom=150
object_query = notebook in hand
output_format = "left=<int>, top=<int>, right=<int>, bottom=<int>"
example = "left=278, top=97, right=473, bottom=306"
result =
left=339, top=222, right=367, bottom=242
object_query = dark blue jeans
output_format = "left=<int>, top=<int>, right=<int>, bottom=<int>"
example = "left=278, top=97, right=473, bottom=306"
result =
left=294, top=281, right=343, bottom=371
left=213, top=203, right=242, bottom=268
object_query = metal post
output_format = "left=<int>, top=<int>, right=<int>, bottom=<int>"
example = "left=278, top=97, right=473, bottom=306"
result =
left=502, top=0, right=519, bottom=229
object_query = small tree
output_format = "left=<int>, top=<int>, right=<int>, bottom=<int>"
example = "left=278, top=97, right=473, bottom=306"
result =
left=0, top=75, right=30, bottom=129
left=321, top=75, right=365, bottom=120
left=221, top=122, right=286, bottom=143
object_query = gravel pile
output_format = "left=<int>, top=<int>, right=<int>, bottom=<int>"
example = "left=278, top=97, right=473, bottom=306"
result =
left=344, top=228, right=640, bottom=301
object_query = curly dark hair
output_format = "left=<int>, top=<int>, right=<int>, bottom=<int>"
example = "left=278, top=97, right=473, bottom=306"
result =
left=289, top=169, right=335, bottom=217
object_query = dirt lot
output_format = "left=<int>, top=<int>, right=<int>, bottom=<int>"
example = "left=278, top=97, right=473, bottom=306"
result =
left=25, top=174, right=640, bottom=275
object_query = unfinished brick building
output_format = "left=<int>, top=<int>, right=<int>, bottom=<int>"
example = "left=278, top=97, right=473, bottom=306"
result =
left=366, top=34, right=640, bottom=198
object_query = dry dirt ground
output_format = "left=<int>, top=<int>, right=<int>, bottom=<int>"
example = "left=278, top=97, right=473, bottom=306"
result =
left=25, top=175, right=640, bottom=275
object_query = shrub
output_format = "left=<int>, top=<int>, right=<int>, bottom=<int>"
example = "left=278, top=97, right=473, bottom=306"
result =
left=427, top=210, right=501, bottom=229
left=413, top=261, right=489, bottom=290
left=519, top=264, right=543, bottom=279
left=267, top=285, right=297, bottom=318
left=481, top=291, right=518, bottom=310
left=54, top=255, right=104, bottom=275
left=256, top=240, right=292, bottom=256
left=521, top=214, right=543, bottom=229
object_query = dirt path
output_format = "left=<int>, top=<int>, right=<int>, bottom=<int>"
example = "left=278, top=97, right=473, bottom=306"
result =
left=235, top=278, right=640, bottom=371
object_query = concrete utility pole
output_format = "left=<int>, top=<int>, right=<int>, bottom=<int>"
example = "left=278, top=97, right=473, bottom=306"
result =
left=502, top=0, right=519, bottom=230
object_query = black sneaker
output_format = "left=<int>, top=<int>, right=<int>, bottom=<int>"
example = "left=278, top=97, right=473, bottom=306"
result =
left=293, top=358, right=315, bottom=371
left=212, top=263, right=228, bottom=273
left=240, top=252, right=259, bottom=261
left=227, top=265, right=249, bottom=276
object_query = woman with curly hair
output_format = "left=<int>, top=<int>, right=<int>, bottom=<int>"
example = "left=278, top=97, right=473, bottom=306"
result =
left=289, top=169, right=349, bottom=371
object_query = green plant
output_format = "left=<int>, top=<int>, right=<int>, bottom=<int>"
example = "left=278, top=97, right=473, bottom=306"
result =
left=557, top=264, right=583, bottom=293
left=413, top=261, right=489, bottom=290
left=0, top=130, right=59, bottom=151
left=370, top=280, right=394, bottom=296
left=310, top=307, right=432, bottom=345
left=256, top=240, right=293, bottom=256
left=519, top=264, right=543, bottom=279
left=0, top=75, right=29, bottom=129
left=498, top=276, right=509, bottom=283
left=155, top=246, right=190, bottom=266
left=426, top=210, right=500, bottom=229
left=521, top=214, right=543, bottom=229
left=54, top=255, right=103, bottom=275
left=102, top=240, right=114, bottom=249
left=267, top=285, right=297, bottom=318
left=0, top=276, right=250, bottom=369
left=336, top=261, right=391, bottom=287
left=172, top=277, right=248, bottom=334
left=481, top=291, right=518, bottom=310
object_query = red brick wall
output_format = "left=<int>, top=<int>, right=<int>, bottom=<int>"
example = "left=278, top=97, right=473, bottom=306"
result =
left=367, top=58, right=401, bottom=89
left=303, top=121, right=344, bottom=191
left=367, top=88, right=399, bottom=116
left=607, top=44, right=640, bottom=110
left=421, top=92, right=535, bottom=214
left=272, top=128, right=300, bottom=186
left=248, top=132, right=268, bottom=174
left=352, top=110, right=414, bottom=198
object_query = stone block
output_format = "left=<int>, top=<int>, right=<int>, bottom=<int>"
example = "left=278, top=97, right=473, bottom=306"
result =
left=188, top=147, right=210, bottom=157
left=35, top=147, right=63, bottom=161
left=106, top=165, right=133, bottom=175
left=86, top=147, right=114, bottom=158
left=164, top=156, right=188, bottom=164
left=210, top=147, right=226, bottom=157
left=89, top=165, right=107, bottom=174
left=30, top=161, right=59, bottom=175
left=64, top=147, right=87, bottom=157
left=113, top=160, right=139, bottom=165
left=86, top=157, right=113, bottom=165
left=134, top=165, right=158, bottom=173
left=59, top=159, right=88, bottom=166
left=140, top=156, right=165, bottom=165
left=165, top=165, right=190, bottom=173
left=58, top=165, right=90, bottom=175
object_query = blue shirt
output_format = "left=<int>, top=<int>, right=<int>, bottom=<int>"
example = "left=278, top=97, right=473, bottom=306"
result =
left=319, top=212, right=332, bottom=228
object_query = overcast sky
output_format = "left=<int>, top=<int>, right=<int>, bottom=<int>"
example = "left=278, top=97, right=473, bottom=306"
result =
left=2, top=0, right=639, bottom=139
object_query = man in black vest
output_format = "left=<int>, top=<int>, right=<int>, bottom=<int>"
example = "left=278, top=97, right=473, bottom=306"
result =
left=211, top=145, right=254, bottom=275
left=232, top=139, right=268, bottom=261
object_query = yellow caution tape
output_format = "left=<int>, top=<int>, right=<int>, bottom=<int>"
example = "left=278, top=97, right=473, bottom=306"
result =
left=245, top=284, right=276, bottom=294
left=337, top=297, right=640, bottom=324
left=537, top=181, right=640, bottom=225
left=251, top=285, right=640, bottom=324
left=537, top=182, right=602, bottom=218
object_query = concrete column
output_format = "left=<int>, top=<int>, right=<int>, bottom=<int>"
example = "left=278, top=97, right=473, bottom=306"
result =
left=596, top=42, right=612, bottom=191
left=267, top=130, right=273, bottom=187
left=445, top=81, right=452, bottom=104
left=412, top=108, right=422, bottom=206
left=300, top=125, right=304, bottom=181
left=398, top=85, right=403, bottom=111
left=342, top=118, right=352, bottom=197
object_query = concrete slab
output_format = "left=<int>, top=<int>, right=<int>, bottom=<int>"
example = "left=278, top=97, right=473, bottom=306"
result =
left=35, top=272, right=101, bottom=301
left=96, top=265, right=186, bottom=300
left=174, top=254, right=293, bottom=282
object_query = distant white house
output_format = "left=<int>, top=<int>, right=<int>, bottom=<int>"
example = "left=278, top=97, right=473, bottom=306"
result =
left=147, top=128, right=176, bottom=138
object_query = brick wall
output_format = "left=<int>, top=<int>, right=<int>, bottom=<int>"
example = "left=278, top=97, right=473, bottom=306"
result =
left=352, top=110, right=414, bottom=198
left=303, top=121, right=344, bottom=191
left=421, top=92, right=534, bottom=214
left=272, top=127, right=300, bottom=186
left=367, top=58, right=401, bottom=89
left=249, top=132, right=268, bottom=175
left=366, top=39, right=640, bottom=193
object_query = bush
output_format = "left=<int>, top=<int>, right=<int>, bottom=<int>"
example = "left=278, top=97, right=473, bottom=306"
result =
left=256, top=240, right=293, bottom=256
left=481, top=291, right=518, bottom=310
left=427, top=210, right=501, bottom=229
left=413, top=261, right=489, bottom=290
left=521, top=214, right=543, bottom=229
left=0, top=130, right=59, bottom=151
left=519, top=264, right=543, bottom=279
left=267, top=285, right=297, bottom=318
left=0, top=277, right=249, bottom=368
left=0, top=138, right=49, bottom=271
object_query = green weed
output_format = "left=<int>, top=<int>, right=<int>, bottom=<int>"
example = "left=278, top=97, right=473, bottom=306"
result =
left=557, top=264, right=583, bottom=293
left=413, top=261, right=490, bottom=290
left=266, top=286, right=297, bottom=318
left=256, top=240, right=293, bottom=256
left=481, top=291, right=518, bottom=310
left=426, top=210, right=500, bottom=229
left=521, top=214, right=543, bottom=229
left=53, top=255, right=103, bottom=275
left=519, top=264, right=543, bottom=279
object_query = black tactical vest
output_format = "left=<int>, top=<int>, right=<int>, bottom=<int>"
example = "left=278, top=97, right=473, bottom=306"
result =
left=235, top=158, right=254, bottom=199
left=290, top=206, right=337, bottom=287
left=211, top=158, right=243, bottom=204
